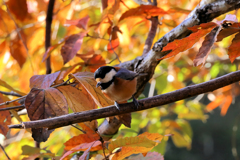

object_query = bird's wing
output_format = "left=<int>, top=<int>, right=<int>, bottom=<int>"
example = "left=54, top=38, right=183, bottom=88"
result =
left=114, top=68, right=138, bottom=80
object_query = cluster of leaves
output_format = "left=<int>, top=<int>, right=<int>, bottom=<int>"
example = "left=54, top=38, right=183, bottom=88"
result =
left=0, top=0, right=240, bottom=159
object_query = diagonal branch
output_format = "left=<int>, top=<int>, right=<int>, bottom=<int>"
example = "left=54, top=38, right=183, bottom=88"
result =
left=8, top=70, right=240, bottom=130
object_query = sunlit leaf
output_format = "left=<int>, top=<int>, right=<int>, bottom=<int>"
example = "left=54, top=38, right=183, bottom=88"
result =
left=0, top=79, right=26, bottom=95
left=69, top=72, right=114, bottom=108
left=160, top=22, right=218, bottom=60
left=119, top=5, right=167, bottom=22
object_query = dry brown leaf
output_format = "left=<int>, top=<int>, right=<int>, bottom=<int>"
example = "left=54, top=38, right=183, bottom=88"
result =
left=25, top=87, right=68, bottom=142
left=57, top=85, right=98, bottom=130
left=193, top=26, right=221, bottom=66
left=29, top=71, right=60, bottom=89
left=61, top=33, right=86, bottom=64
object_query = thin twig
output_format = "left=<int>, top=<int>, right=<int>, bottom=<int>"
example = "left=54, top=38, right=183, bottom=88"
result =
left=3, top=1, right=34, bottom=72
left=70, top=124, right=86, bottom=134
left=86, top=34, right=108, bottom=41
left=108, top=31, right=121, bottom=63
left=0, top=144, right=11, bottom=160
left=0, top=105, right=25, bottom=111
left=0, top=91, right=22, bottom=97
left=0, top=96, right=26, bottom=107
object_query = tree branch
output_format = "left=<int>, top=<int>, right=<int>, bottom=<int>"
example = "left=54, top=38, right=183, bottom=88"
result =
left=118, top=0, right=240, bottom=97
left=0, top=91, right=22, bottom=97
left=45, top=0, right=55, bottom=74
left=8, top=70, right=240, bottom=130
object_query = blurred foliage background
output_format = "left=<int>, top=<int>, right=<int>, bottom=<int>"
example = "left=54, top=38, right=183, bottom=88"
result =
left=0, top=0, right=240, bottom=159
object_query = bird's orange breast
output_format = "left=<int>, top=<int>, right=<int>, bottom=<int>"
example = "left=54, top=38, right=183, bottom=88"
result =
left=103, top=77, right=137, bottom=102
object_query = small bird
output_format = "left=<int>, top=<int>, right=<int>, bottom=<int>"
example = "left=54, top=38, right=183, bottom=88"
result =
left=94, top=66, right=140, bottom=110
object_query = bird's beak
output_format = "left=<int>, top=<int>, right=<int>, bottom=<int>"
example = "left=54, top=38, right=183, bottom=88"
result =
left=96, top=82, right=101, bottom=88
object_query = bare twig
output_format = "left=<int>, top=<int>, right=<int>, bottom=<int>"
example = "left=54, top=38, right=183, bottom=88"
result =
left=0, top=96, right=26, bottom=107
left=0, top=105, right=25, bottom=111
left=0, top=144, right=11, bottom=160
left=70, top=124, right=86, bottom=133
left=0, top=91, right=22, bottom=97
left=3, top=1, right=34, bottom=72
left=8, top=69, right=240, bottom=129
left=45, top=0, right=55, bottom=74
left=108, top=35, right=121, bottom=63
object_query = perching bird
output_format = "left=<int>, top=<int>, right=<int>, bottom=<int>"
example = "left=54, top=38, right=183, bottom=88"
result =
left=94, top=66, right=140, bottom=110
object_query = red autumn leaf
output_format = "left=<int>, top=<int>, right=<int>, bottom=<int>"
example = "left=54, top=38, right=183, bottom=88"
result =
left=160, top=22, right=218, bottom=60
left=9, top=34, right=27, bottom=68
left=29, top=71, right=60, bottom=89
left=65, top=16, right=90, bottom=30
left=61, top=32, right=86, bottom=64
left=6, top=0, right=28, bottom=21
left=25, top=87, right=68, bottom=142
left=206, top=95, right=225, bottom=111
left=193, top=26, right=221, bottom=66
left=119, top=5, right=167, bottom=22
left=0, top=94, right=11, bottom=137
left=228, top=32, right=240, bottom=63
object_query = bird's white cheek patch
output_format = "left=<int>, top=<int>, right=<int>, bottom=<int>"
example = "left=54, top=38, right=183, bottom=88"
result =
left=101, top=69, right=117, bottom=83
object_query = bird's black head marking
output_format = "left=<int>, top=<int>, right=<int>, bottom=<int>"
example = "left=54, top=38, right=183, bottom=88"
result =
left=94, top=66, right=116, bottom=79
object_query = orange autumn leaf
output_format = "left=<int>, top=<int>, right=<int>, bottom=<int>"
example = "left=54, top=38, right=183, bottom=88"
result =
left=61, top=141, right=102, bottom=160
left=119, top=5, right=167, bottom=22
left=206, top=95, right=225, bottom=111
left=221, top=95, right=233, bottom=116
left=228, top=32, right=240, bottom=63
left=160, top=22, right=218, bottom=60
left=193, top=26, right=221, bottom=66
left=9, top=34, right=27, bottom=68
left=64, top=124, right=100, bottom=151
left=6, top=0, right=28, bottom=21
